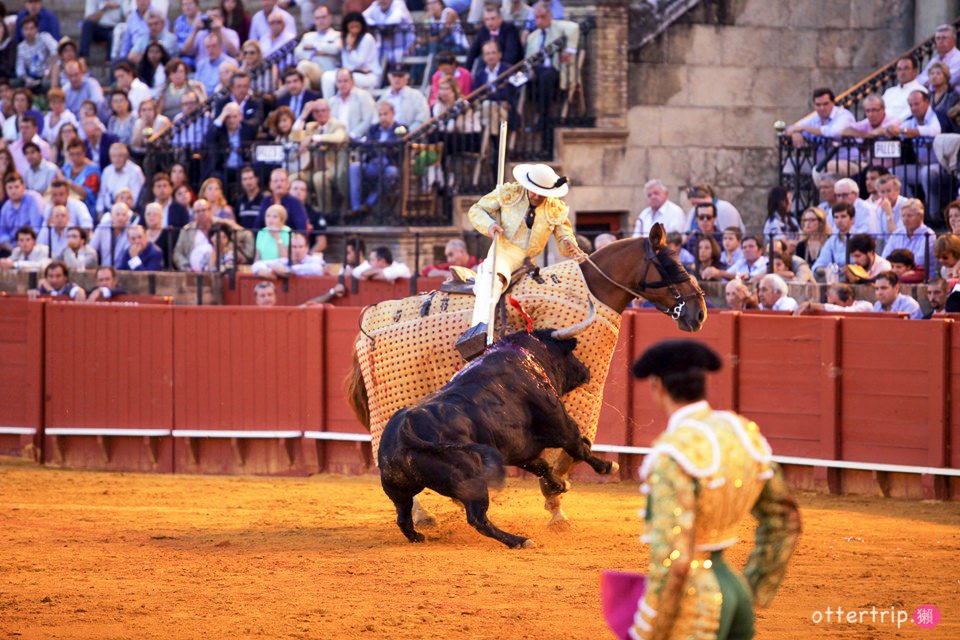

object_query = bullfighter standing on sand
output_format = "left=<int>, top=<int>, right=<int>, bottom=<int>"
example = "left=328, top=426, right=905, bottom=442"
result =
left=456, top=163, right=584, bottom=360
left=627, top=340, right=800, bottom=640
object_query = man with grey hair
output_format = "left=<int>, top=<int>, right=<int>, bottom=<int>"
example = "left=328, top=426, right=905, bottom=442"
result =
left=632, top=179, right=686, bottom=237
left=917, top=24, right=960, bottom=88
left=757, top=273, right=798, bottom=312
left=128, top=10, right=178, bottom=64
left=832, top=177, right=881, bottom=236
left=420, top=238, right=478, bottom=279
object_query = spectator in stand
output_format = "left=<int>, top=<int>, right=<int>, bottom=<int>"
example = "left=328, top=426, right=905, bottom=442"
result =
left=86, top=264, right=126, bottom=300
left=255, top=203, right=291, bottom=261
left=89, top=200, right=133, bottom=267
left=173, top=0, right=202, bottom=65
left=945, top=200, right=960, bottom=235
left=713, top=234, right=767, bottom=282
left=118, top=223, right=164, bottom=270
left=795, top=283, right=873, bottom=315
left=29, top=260, right=86, bottom=300
left=874, top=174, right=907, bottom=235
left=184, top=5, right=240, bottom=61
left=379, top=63, right=429, bottom=131
left=836, top=94, right=899, bottom=177
left=880, top=198, right=936, bottom=278
left=594, top=233, right=617, bottom=250
left=15, top=0, right=61, bottom=43
left=421, top=238, right=478, bottom=278
left=351, top=101, right=403, bottom=214
left=142, top=202, right=174, bottom=263
left=924, top=278, right=950, bottom=318
left=10, top=115, right=51, bottom=177
left=63, top=139, right=101, bottom=214
left=113, top=61, right=153, bottom=117
left=500, top=0, right=533, bottom=25
left=683, top=182, right=745, bottom=234
left=762, top=186, right=798, bottom=244
left=222, top=0, right=251, bottom=44
left=193, top=32, right=238, bottom=96
left=259, top=9, right=295, bottom=58
left=63, top=61, right=104, bottom=118
left=771, top=249, right=815, bottom=284
left=815, top=172, right=837, bottom=218
left=174, top=184, right=194, bottom=210
left=276, top=67, right=320, bottom=120
left=51, top=38, right=82, bottom=87
left=294, top=98, right=348, bottom=215
left=358, top=244, right=411, bottom=282
left=252, top=230, right=326, bottom=278
left=0, top=27, right=14, bottom=81
left=665, top=230, right=694, bottom=270
left=158, top=59, right=206, bottom=121
left=22, top=142, right=59, bottom=195
left=632, top=179, right=686, bottom=237
left=16, top=15, right=57, bottom=93
left=417, top=0, right=469, bottom=57
left=288, top=177, right=323, bottom=233
left=925, top=61, right=959, bottom=133
left=757, top=273, right=798, bottom=311
left=832, top=177, right=880, bottom=236
left=881, top=56, right=925, bottom=121
left=691, top=236, right=725, bottom=282
left=341, top=236, right=370, bottom=277
left=917, top=24, right=960, bottom=89
left=681, top=202, right=723, bottom=257
left=106, top=89, right=137, bottom=145
left=887, top=248, right=925, bottom=284
left=0, top=148, right=16, bottom=195
left=136, top=42, right=172, bottom=102
left=129, top=10, right=177, bottom=64
left=723, top=278, right=757, bottom=310
left=0, top=174, right=43, bottom=247
left=96, top=143, right=144, bottom=217
left=431, top=76, right=482, bottom=143
left=248, top=0, right=295, bottom=44
left=785, top=87, right=855, bottom=147
left=321, top=14, right=380, bottom=99
left=472, top=40, right=518, bottom=131
left=146, top=171, right=190, bottom=228
left=37, top=204, right=70, bottom=258
left=1, top=87, right=42, bottom=143
left=795, top=206, right=831, bottom=265
left=0, top=225, right=49, bottom=270
left=44, top=179, right=93, bottom=230
left=254, top=279, right=276, bottom=306
left=170, top=90, right=210, bottom=148
left=60, top=226, right=99, bottom=270
left=847, top=233, right=891, bottom=283
left=328, top=68, right=377, bottom=140
left=130, top=98, right=172, bottom=156
left=363, top=0, right=414, bottom=65
left=234, top=164, right=266, bottom=229
left=255, top=168, right=307, bottom=231
left=523, top=2, right=577, bottom=139
left=862, top=165, right=889, bottom=210
left=203, top=101, right=256, bottom=181
left=873, top=270, right=923, bottom=319
left=428, top=49, right=472, bottom=107
left=886, top=89, right=941, bottom=207
left=116, top=0, right=156, bottom=61
left=934, top=233, right=960, bottom=281
left=214, top=70, right=264, bottom=128
left=466, top=4, right=521, bottom=71
left=42, top=88, right=78, bottom=148
left=720, top=226, right=743, bottom=266
left=172, top=198, right=248, bottom=271
left=198, top=177, right=235, bottom=221
left=295, top=5, right=340, bottom=91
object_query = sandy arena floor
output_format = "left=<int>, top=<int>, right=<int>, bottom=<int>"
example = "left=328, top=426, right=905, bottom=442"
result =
left=0, top=457, right=958, bottom=639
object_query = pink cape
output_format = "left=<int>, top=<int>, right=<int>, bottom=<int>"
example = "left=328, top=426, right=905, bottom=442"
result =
left=600, top=570, right=647, bottom=639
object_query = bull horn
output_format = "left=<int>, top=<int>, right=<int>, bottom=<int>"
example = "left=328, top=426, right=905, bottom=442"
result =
left=551, top=299, right=596, bottom=340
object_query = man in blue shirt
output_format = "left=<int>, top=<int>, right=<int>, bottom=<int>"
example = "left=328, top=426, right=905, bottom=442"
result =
left=15, top=0, right=61, bottom=43
left=0, top=174, right=44, bottom=247
left=812, top=201, right=856, bottom=278
left=194, top=32, right=237, bottom=96
left=881, top=198, right=937, bottom=279
left=873, top=270, right=923, bottom=319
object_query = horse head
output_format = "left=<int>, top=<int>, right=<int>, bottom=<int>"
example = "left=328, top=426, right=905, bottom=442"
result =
left=581, top=223, right=707, bottom=332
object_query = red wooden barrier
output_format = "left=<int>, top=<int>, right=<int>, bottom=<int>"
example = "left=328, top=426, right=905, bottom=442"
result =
left=0, top=298, right=43, bottom=459
left=227, top=273, right=344, bottom=307
left=43, top=303, right=175, bottom=472
left=171, top=306, right=324, bottom=475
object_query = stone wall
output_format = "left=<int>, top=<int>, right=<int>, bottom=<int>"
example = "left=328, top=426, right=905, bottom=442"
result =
left=562, top=0, right=916, bottom=232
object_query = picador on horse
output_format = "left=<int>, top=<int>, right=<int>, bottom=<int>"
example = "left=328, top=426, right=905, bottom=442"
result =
left=348, top=154, right=708, bottom=529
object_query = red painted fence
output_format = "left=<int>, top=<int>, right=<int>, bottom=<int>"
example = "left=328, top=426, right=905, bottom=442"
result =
left=0, top=297, right=957, bottom=498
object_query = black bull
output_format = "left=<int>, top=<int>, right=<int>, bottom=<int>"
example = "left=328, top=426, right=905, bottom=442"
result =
left=377, top=329, right=618, bottom=549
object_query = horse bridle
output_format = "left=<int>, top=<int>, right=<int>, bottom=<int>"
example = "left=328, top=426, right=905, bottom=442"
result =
left=583, top=239, right=706, bottom=320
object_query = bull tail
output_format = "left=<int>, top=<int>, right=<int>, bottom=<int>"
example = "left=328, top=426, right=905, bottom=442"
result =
left=397, top=411, right=506, bottom=494
left=345, top=348, right=371, bottom=430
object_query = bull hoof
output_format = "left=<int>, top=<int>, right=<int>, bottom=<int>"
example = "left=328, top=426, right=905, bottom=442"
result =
left=547, top=513, right=571, bottom=530
left=520, top=539, right=538, bottom=549
left=408, top=531, right=425, bottom=543
left=608, top=461, right=620, bottom=475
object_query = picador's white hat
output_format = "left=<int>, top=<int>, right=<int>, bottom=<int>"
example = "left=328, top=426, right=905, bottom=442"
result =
left=513, top=163, right=569, bottom=198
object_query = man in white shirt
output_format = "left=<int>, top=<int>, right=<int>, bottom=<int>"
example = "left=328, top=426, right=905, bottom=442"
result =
left=917, top=24, right=960, bottom=88
left=248, top=0, right=295, bottom=43
left=363, top=0, right=414, bottom=64
left=795, top=283, right=874, bottom=314
left=757, top=273, right=798, bottom=312
left=683, top=182, right=745, bottom=234
left=357, top=245, right=411, bottom=282
left=258, top=9, right=296, bottom=58
left=713, top=235, right=768, bottom=282
left=96, top=143, right=145, bottom=217
left=881, top=56, right=925, bottom=121
left=22, top=142, right=60, bottom=194
left=786, top=87, right=856, bottom=144
left=328, top=69, right=378, bottom=140
left=43, top=180, right=94, bottom=229
left=886, top=89, right=941, bottom=207
left=378, top=63, right=430, bottom=131
left=113, top=61, right=152, bottom=115
left=632, top=179, right=686, bottom=237
left=295, top=5, right=340, bottom=91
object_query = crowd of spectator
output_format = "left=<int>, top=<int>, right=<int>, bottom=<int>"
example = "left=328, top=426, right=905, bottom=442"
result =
left=0, top=0, right=583, bottom=288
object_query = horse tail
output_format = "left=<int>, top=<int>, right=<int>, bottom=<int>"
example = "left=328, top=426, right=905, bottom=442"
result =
left=345, top=346, right=371, bottom=431
left=397, top=410, right=506, bottom=493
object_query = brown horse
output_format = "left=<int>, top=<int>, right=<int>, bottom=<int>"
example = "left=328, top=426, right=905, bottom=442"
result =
left=346, top=223, right=706, bottom=526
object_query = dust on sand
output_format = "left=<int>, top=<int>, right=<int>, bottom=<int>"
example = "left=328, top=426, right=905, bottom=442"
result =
left=1, top=457, right=958, bottom=639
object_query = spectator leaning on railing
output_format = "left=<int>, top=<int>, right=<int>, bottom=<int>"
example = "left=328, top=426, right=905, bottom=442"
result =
left=785, top=87, right=855, bottom=149
left=60, top=227, right=99, bottom=271
left=29, top=260, right=86, bottom=300
left=872, top=270, right=923, bottom=319
left=757, top=273, right=799, bottom=312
